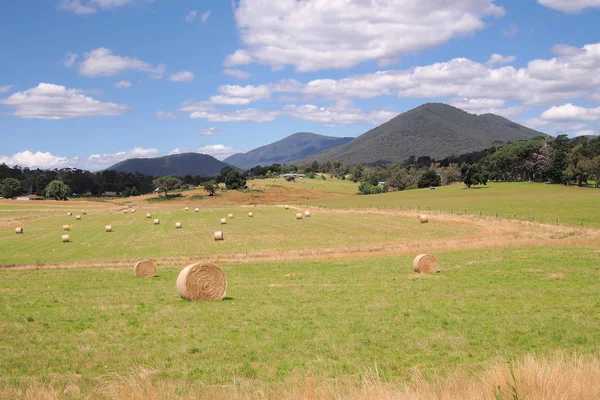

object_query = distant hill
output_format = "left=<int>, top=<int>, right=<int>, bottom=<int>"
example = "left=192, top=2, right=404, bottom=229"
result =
left=224, top=132, right=353, bottom=170
left=106, top=153, right=233, bottom=177
left=300, top=103, right=545, bottom=165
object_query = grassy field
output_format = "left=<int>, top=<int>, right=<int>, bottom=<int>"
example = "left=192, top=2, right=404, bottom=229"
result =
left=249, top=177, right=358, bottom=195
left=0, top=206, right=474, bottom=265
left=304, top=182, right=600, bottom=228
left=1, top=245, right=599, bottom=394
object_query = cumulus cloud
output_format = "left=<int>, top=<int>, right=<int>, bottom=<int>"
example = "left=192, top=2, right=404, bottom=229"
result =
left=486, top=54, right=516, bottom=66
left=0, top=147, right=158, bottom=170
left=78, top=48, right=166, bottom=78
left=0, top=85, right=12, bottom=93
left=540, top=103, right=600, bottom=122
left=210, top=84, right=271, bottom=105
left=538, top=0, right=600, bottom=13
left=156, top=110, right=176, bottom=119
left=283, top=100, right=397, bottom=126
left=198, top=144, right=236, bottom=160
left=168, top=71, right=195, bottom=83
left=225, top=0, right=504, bottom=72
left=185, top=10, right=197, bottom=22
left=223, top=69, right=250, bottom=80
left=113, top=80, right=131, bottom=89
left=449, top=98, right=524, bottom=117
left=58, top=0, right=140, bottom=14
left=180, top=101, right=278, bottom=122
left=0, top=83, right=128, bottom=120
left=0, top=151, right=69, bottom=169
left=195, top=127, right=220, bottom=136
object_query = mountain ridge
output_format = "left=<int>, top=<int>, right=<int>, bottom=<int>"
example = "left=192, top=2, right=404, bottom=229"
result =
left=296, top=103, right=545, bottom=165
left=224, top=132, right=353, bottom=170
left=106, top=152, right=234, bottom=177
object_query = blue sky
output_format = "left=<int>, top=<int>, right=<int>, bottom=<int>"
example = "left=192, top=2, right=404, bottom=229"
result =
left=1, top=0, right=600, bottom=170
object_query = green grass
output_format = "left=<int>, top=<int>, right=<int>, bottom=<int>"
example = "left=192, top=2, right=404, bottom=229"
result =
left=304, top=182, right=600, bottom=228
left=0, top=207, right=473, bottom=265
left=1, top=245, right=599, bottom=391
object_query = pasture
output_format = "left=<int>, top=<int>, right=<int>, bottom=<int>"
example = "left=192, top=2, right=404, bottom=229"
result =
left=1, top=182, right=600, bottom=399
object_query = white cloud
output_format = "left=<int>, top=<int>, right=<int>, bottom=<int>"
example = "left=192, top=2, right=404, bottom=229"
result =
left=0, top=83, right=128, bottom=120
left=538, top=0, right=600, bottom=13
left=223, top=69, right=251, bottom=80
left=113, top=80, right=131, bottom=89
left=78, top=48, right=166, bottom=78
left=198, top=144, right=236, bottom=160
left=156, top=110, right=176, bottom=119
left=195, top=127, right=220, bottom=136
left=185, top=10, right=197, bottom=22
left=226, top=0, right=504, bottom=72
left=168, top=148, right=184, bottom=155
left=200, top=11, right=210, bottom=23
left=0, top=85, right=12, bottom=93
left=449, top=98, right=524, bottom=117
left=83, top=147, right=158, bottom=170
left=0, top=151, right=69, bottom=169
left=283, top=100, right=396, bottom=126
left=58, top=0, right=139, bottom=14
left=63, top=52, right=78, bottom=68
left=486, top=54, right=516, bottom=66
left=168, top=71, right=195, bottom=83
left=540, top=103, right=600, bottom=122
left=181, top=101, right=278, bottom=122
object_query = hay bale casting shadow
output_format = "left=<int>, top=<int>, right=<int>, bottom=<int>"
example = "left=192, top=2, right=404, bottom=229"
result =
left=134, top=260, right=156, bottom=278
left=176, top=263, right=227, bottom=301
left=413, top=254, right=440, bottom=273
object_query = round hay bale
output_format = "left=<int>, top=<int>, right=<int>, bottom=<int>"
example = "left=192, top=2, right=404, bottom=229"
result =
left=220, top=218, right=227, bottom=225
left=105, top=225, right=112, bottom=232
left=134, top=260, right=156, bottom=278
left=228, top=213, right=234, bottom=219
left=153, top=219, right=160, bottom=225
left=75, top=215, right=81, bottom=220
left=63, top=225, right=69, bottom=231
left=418, top=214, right=429, bottom=223
left=304, top=210, right=311, bottom=217
left=248, top=212, right=253, bottom=217
left=15, top=227, right=23, bottom=234
left=194, top=208, right=199, bottom=212
left=175, top=222, right=182, bottom=229
left=185, top=207, right=189, bottom=211
left=146, top=213, right=152, bottom=218
left=176, top=263, right=227, bottom=301
left=123, top=210, right=128, bottom=214
left=413, top=254, right=440, bottom=274
left=296, top=213, right=303, bottom=220
left=284, top=205, right=289, bottom=210
left=67, top=212, right=72, bottom=216
left=62, top=234, right=70, bottom=243
left=131, top=209, right=136, bottom=213
left=214, top=231, right=224, bottom=241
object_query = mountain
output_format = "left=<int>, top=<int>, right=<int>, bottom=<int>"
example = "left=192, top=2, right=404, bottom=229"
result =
left=106, top=153, right=234, bottom=177
left=300, top=103, right=545, bottom=165
left=224, top=132, right=353, bottom=170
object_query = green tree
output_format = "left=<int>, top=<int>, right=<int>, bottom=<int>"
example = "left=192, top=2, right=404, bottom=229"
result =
left=153, top=176, right=182, bottom=197
left=204, top=181, right=218, bottom=196
left=218, top=167, right=247, bottom=190
left=460, top=164, right=488, bottom=188
left=358, top=182, right=386, bottom=195
left=310, top=160, right=319, bottom=173
left=350, top=164, right=364, bottom=182
left=417, top=170, right=442, bottom=188
left=44, top=180, right=70, bottom=200
left=1, top=177, right=22, bottom=198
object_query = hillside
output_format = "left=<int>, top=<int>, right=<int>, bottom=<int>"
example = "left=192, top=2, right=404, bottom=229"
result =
left=300, top=103, right=545, bottom=165
left=106, top=153, right=233, bottom=177
left=224, top=132, right=353, bottom=170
